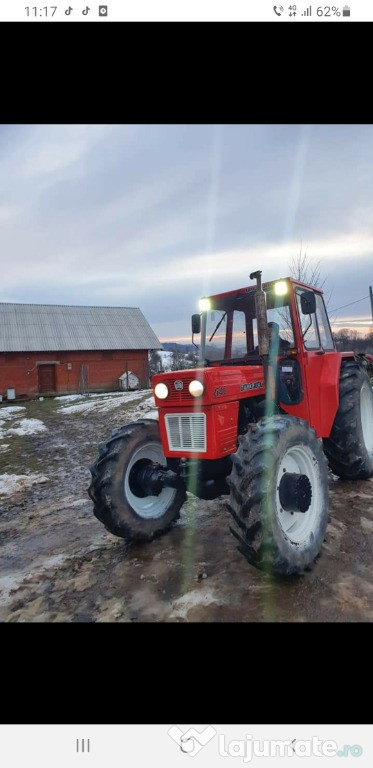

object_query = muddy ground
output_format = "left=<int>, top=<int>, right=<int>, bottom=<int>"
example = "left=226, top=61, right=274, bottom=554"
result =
left=0, top=392, right=373, bottom=622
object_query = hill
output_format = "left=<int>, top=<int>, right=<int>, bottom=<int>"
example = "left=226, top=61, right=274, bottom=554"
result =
left=161, top=342, right=196, bottom=353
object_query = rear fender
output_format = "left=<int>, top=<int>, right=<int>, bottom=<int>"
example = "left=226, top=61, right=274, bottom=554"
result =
left=319, top=352, right=341, bottom=437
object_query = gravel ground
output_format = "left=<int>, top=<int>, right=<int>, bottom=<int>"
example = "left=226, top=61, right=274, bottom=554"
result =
left=0, top=392, right=373, bottom=622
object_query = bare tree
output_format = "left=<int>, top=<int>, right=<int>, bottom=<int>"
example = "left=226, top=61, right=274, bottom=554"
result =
left=289, top=241, right=334, bottom=319
left=170, top=347, right=186, bottom=371
left=148, top=350, right=162, bottom=378
left=288, top=247, right=372, bottom=355
left=333, top=327, right=373, bottom=355
left=186, top=351, right=198, bottom=366
left=289, top=242, right=326, bottom=289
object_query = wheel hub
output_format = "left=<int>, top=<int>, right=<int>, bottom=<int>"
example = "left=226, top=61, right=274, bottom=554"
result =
left=129, top=459, right=184, bottom=498
left=128, top=459, right=155, bottom=497
left=279, top=472, right=312, bottom=513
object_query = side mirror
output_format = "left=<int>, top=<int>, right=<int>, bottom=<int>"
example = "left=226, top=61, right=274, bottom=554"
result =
left=191, top=314, right=201, bottom=334
left=300, top=290, right=316, bottom=315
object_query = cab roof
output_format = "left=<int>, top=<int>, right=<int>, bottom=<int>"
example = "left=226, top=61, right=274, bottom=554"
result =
left=206, top=277, right=324, bottom=302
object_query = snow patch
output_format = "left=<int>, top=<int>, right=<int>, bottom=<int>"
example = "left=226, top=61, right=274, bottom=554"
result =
left=158, top=350, right=174, bottom=371
left=55, top=391, right=133, bottom=402
left=42, top=554, right=67, bottom=568
left=171, top=587, right=220, bottom=618
left=155, top=349, right=197, bottom=373
left=0, top=473, right=49, bottom=497
left=0, top=408, right=47, bottom=439
left=66, top=498, right=87, bottom=508
left=142, top=410, right=158, bottom=420
left=7, top=418, right=47, bottom=436
left=126, top=394, right=158, bottom=422
left=88, top=391, right=129, bottom=399
left=140, top=396, right=156, bottom=408
left=0, top=444, right=10, bottom=453
left=0, top=552, right=69, bottom=606
left=0, top=406, right=26, bottom=420
left=0, top=574, right=29, bottom=606
left=59, top=390, right=149, bottom=415
left=54, top=394, right=86, bottom=402
left=360, top=516, right=373, bottom=532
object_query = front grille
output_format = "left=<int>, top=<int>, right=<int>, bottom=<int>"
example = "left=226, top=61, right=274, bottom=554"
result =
left=165, top=413, right=206, bottom=452
left=165, top=377, right=194, bottom=402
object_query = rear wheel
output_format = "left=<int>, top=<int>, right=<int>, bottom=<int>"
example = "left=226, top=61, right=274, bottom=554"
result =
left=227, top=415, right=329, bottom=576
left=323, top=360, right=373, bottom=479
left=88, top=420, right=186, bottom=540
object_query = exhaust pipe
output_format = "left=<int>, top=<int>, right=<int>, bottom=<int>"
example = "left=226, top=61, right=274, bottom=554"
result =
left=250, top=270, right=273, bottom=410
left=250, top=270, right=269, bottom=357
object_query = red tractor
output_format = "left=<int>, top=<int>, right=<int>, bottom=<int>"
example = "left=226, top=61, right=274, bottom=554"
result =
left=88, top=272, right=373, bottom=576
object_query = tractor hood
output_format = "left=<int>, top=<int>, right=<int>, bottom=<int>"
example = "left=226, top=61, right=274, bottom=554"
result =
left=152, top=365, right=265, bottom=408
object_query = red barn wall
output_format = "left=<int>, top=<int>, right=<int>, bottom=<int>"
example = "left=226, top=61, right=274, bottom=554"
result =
left=0, top=350, right=150, bottom=398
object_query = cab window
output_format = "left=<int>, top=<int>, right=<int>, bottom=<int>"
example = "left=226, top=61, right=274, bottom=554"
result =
left=315, top=294, right=334, bottom=350
left=231, top=310, right=247, bottom=358
left=252, top=299, right=295, bottom=349
left=296, top=290, right=320, bottom=349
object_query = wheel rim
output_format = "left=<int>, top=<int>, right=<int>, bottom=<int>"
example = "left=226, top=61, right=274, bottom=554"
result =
left=275, top=445, right=321, bottom=544
left=360, top=382, right=373, bottom=455
left=124, top=441, right=177, bottom=519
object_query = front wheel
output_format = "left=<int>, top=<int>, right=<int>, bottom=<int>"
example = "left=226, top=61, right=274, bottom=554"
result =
left=88, top=419, right=186, bottom=540
left=227, top=416, right=329, bottom=576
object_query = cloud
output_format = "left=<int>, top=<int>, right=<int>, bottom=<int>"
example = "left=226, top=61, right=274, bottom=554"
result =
left=0, top=205, right=18, bottom=224
left=20, top=140, right=88, bottom=179
left=0, top=124, right=373, bottom=340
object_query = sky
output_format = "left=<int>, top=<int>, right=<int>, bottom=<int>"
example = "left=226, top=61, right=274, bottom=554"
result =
left=0, top=124, right=372, bottom=342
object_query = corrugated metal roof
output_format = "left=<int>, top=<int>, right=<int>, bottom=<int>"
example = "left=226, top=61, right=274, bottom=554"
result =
left=0, top=303, right=162, bottom=353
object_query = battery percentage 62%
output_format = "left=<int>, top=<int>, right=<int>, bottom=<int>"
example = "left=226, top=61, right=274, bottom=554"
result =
left=316, top=5, right=341, bottom=14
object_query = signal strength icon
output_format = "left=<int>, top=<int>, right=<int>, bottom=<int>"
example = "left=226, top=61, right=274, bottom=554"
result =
left=302, top=4, right=311, bottom=13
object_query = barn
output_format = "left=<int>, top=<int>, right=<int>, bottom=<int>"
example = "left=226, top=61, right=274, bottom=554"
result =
left=0, top=303, right=162, bottom=399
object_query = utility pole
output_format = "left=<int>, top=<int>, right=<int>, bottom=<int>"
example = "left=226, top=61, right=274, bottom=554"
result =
left=370, top=286, right=373, bottom=325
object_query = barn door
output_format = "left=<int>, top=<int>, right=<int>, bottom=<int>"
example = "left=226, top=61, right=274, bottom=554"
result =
left=38, top=364, right=56, bottom=393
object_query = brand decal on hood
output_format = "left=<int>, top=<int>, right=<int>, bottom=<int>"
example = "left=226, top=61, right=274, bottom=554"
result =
left=241, top=381, right=264, bottom=391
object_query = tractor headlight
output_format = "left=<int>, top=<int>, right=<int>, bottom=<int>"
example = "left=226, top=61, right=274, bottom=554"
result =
left=189, top=380, right=205, bottom=398
left=154, top=382, right=169, bottom=400
left=274, top=281, right=288, bottom=296
left=199, top=297, right=211, bottom=312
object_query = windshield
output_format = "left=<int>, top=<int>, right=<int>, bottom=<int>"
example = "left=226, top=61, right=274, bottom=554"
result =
left=205, top=309, right=227, bottom=360
left=201, top=287, right=295, bottom=363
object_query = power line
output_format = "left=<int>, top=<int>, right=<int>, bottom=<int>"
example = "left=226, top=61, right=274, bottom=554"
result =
left=329, top=295, right=369, bottom=314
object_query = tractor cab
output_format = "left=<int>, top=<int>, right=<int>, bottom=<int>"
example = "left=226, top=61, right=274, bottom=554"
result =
left=193, top=277, right=339, bottom=434
left=195, top=278, right=296, bottom=365
left=194, top=276, right=333, bottom=367
left=152, top=276, right=339, bottom=462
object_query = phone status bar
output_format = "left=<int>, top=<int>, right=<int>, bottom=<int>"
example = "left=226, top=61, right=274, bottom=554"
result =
left=0, top=0, right=368, bottom=21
